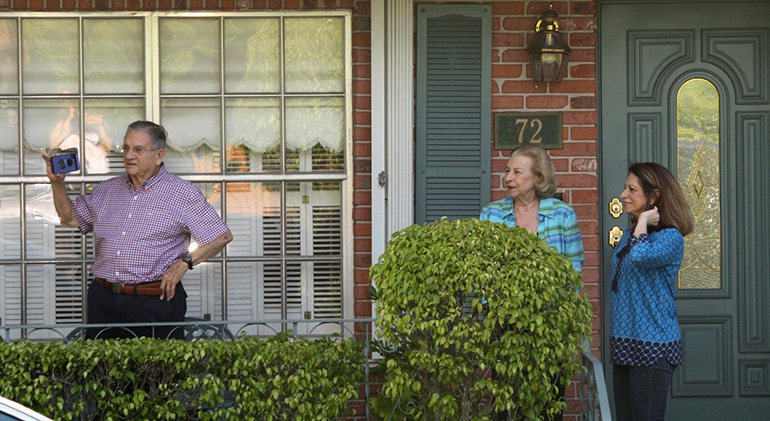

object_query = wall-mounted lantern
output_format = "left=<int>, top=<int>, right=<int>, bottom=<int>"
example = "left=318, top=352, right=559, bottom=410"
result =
left=527, top=3, right=571, bottom=83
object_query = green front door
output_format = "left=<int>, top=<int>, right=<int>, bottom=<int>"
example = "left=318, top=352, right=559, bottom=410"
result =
left=599, top=0, right=770, bottom=418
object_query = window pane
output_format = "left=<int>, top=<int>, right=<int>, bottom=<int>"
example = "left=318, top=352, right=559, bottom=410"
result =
left=225, top=97, right=280, bottom=172
left=193, top=182, right=222, bottom=217
left=24, top=98, right=78, bottom=174
left=84, top=18, right=144, bottom=95
left=25, top=264, right=65, bottom=330
left=52, top=262, right=85, bottom=324
left=0, top=264, right=22, bottom=328
left=188, top=181, right=225, bottom=257
left=224, top=182, right=282, bottom=257
left=0, top=185, right=21, bottom=260
left=226, top=261, right=285, bottom=334
left=0, top=99, right=20, bottom=175
left=0, top=19, right=21, bottom=95
left=677, top=78, right=721, bottom=289
left=160, top=18, right=220, bottom=94
left=285, top=97, right=344, bottom=171
left=286, top=181, right=341, bottom=254
left=285, top=17, right=345, bottom=93
left=161, top=98, right=222, bottom=173
left=84, top=98, right=145, bottom=174
left=184, top=261, right=223, bottom=321
left=22, top=18, right=79, bottom=94
left=224, top=18, right=280, bottom=93
left=311, top=260, right=342, bottom=319
left=26, top=184, right=76, bottom=260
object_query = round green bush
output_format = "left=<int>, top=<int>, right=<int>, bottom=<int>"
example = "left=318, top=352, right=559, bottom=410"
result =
left=371, top=218, right=592, bottom=420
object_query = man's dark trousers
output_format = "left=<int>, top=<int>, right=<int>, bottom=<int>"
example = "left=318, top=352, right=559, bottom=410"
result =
left=86, top=280, right=187, bottom=340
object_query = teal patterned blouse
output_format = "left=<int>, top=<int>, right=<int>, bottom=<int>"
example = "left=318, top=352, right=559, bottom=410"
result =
left=479, top=196, right=585, bottom=274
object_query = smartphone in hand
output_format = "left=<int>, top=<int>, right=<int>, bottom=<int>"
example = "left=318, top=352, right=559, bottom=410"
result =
left=51, top=150, right=81, bottom=174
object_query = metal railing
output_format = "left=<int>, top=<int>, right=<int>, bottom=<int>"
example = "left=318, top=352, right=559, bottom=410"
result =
left=578, top=340, right=613, bottom=420
left=0, top=318, right=371, bottom=343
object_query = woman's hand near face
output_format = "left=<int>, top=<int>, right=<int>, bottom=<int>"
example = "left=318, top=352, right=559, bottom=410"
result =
left=641, top=206, right=659, bottom=226
left=634, top=206, right=659, bottom=236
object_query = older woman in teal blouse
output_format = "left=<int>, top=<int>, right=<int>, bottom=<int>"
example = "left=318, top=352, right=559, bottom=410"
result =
left=480, top=145, right=584, bottom=274
left=480, top=145, right=584, bottom=420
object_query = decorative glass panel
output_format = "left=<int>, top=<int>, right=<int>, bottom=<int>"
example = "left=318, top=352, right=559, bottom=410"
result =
left=0, top=19, right=20, bottom=95
left=0, top=99, right=20, bottom=175
left=84, top=18, right=144, bottom=95
left=161, top=98, right=221, bottom=173
left=22, top=19, right=79, bottom=94
left=224, top=18, right=280, bottom=93
left=285, top=97, right=344, bottom=171
left=160, top=18, right=220, bottom=94
left=677, top=78, right=721, bottom=289
left=284, top=17, right=344, bottom=93
left=225, top=97, right=281, bottom=172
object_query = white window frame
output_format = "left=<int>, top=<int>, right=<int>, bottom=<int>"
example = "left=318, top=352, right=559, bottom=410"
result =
left=0, top=11, right=354, bottom=332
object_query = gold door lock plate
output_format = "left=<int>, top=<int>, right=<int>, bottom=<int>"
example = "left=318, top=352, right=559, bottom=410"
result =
left=609, top=197, right=623, bottom=219
left=609, top=226, right=623, bottom=248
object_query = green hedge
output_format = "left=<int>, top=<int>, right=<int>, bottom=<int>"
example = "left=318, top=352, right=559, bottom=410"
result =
left=371, top=219, right=593, bottom=420
left=0, top=332, right=364, bottom=420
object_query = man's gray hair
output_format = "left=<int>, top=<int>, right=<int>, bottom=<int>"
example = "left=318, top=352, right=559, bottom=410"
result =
left=127, top=120, right=168, bottom=150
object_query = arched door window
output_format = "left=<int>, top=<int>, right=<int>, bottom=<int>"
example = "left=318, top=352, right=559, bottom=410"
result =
left=677, top=78, right=721, bottom=289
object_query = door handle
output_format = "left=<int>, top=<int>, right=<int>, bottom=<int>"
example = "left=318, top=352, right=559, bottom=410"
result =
left=609, top=197, right=623, bottom=219
left=609, top=226, right=623, bottom=248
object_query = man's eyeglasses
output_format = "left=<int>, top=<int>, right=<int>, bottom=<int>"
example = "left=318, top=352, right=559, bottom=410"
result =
left=119, top=145, right=159, bottom=155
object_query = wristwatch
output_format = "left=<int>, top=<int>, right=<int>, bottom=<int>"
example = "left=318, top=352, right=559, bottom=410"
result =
left=182, top=253, right=194, bottom=270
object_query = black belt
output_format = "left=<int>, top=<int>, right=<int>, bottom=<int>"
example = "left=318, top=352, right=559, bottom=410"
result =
left=94, top=278, right=162, bottom=296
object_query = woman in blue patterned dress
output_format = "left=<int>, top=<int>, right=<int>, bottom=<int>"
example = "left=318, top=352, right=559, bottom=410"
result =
left=611, top=162, right=694, bottom=420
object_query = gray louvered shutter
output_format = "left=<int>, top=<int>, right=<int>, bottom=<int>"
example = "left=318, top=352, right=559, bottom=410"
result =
left=416, top=5, right=491, bottom=225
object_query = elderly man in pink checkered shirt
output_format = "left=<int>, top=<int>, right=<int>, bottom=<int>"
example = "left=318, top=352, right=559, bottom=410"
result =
left=43, top=120, right=233, bottom=339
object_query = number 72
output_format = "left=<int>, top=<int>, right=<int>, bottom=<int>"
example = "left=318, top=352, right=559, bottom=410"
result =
left=514, top=118, right=543, bottom=144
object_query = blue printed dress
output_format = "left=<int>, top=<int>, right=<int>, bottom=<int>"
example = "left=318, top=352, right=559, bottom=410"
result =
left=610, top=228, right=684, bottom=367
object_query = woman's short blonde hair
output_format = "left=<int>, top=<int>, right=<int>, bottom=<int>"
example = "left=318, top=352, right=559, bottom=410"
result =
left=511, top=145, right=557, bottom=197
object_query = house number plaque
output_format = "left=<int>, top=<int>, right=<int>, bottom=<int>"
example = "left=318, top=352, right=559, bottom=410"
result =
left=494, top=112, right=562, bottom=150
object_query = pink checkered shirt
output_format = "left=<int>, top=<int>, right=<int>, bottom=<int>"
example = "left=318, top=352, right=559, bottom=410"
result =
left=73, top=164, right=229, bottom=284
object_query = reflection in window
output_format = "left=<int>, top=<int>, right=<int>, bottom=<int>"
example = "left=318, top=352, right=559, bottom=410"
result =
left=84, top=19, right=144, bottom=94
left=284, top=18, right=345, bottom=93
left=677, top=78, right=721, bottom=289
left=0, top=99, right=20, bottom=175
left=21, top=18, right=79, bottom=94
left=0, top=19, right=22, bottom=95
left=160, top=18, right=220, bottom=94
